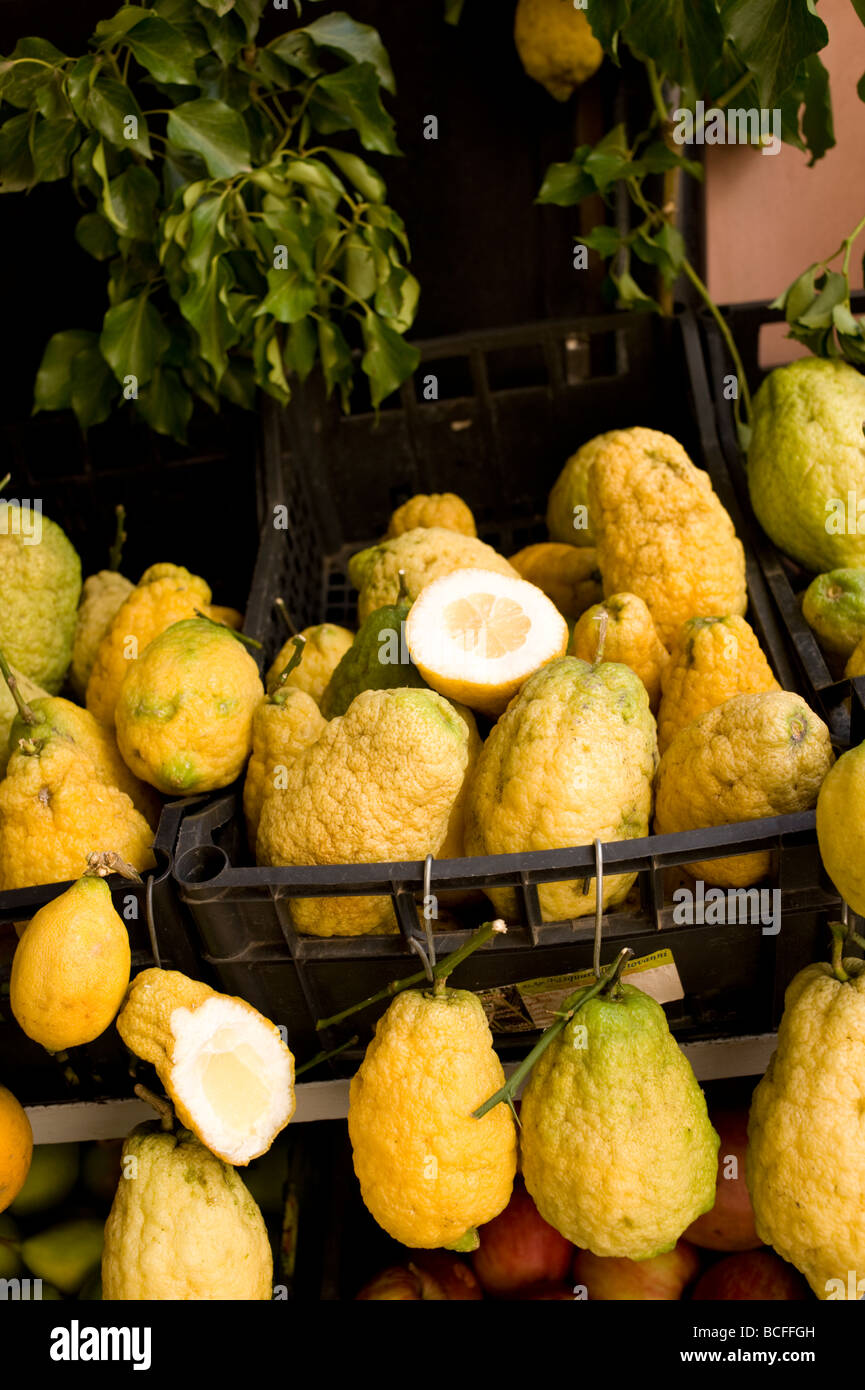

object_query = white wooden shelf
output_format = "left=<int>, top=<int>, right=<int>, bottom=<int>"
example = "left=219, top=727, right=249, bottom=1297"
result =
left=25, top=1032, right=777, bottom=1144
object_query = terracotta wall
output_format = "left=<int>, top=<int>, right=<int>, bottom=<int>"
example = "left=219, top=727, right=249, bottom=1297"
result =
left=704, top=0, right=865, bottom=365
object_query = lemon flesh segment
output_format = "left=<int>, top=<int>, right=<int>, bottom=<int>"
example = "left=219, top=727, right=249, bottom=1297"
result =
left=407, top=568, right=569, bottom=718
left=168, top=997, right=294, bottom=1166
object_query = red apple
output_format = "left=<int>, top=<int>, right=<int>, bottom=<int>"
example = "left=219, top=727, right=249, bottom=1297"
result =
left=471, top=1179, right=573, bottom=1297
left=573, top=1241, right=701, bottom=1300
left=685, top=1108, right=761, bottom=1251
left=356, top=1253, right=482, bottom=1300
left=692, top=1250, right=809, bottom=1301
left=408, top=1251, right=483, bottom=1300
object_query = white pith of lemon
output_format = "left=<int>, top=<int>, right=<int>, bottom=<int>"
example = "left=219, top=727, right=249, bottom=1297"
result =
left=169, top=997, right=294, bottom=1165
left=405, top=568, right=569, bottom=717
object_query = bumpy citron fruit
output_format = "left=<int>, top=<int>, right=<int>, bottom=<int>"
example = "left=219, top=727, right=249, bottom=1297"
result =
left=747, top=955, right=865, bottom=1299
left=0, top=1083, right=33, bottom=1214
left=406, top=568, right=569, bottom=718
left=70, top=570, right=134, bottom=701
left=655, top=692, right=833, bottom=887
left=546, top=431, right=620, bottom=546
left=115, top=617, right=263, bottom=795
left=514, top=0, right=603, bottom=101
left=816, top=741, right=865, bottom=914
left=11, top=864, right=131, bottom=1052
left=508, top=542, right=602, bottom=620
left=349, top=528, right=518, bottom=623
left=386, top=492, right=477, bottom=539
left=570, top=592, right=668, bottom=711
left=116, top=969, right=295, bottom=1166
left=521, top=981, right=718, bottom=1258
left=265, top=623, right=354, bottom=704
left=348, top=987, right=517, bottom=1249
left=244, top=680, right=327, bottom=851
left=656, top=615, right=779, bottom=755
left=802, top=569, right=865, bottom=659
left=102, top=1122, right=272, bottom=1300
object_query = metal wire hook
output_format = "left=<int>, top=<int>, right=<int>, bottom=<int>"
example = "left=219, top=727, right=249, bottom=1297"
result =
left=591, top=838, right=604, bottom=980
left=145, top=873, right=162, bottom=969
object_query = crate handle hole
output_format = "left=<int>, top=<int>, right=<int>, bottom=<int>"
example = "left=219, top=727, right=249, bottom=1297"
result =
left=175, top=845, right=229, bottom=885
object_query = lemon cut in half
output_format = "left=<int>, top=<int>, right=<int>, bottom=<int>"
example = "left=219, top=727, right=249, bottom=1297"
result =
left=406, top=568, right=569, bottom=718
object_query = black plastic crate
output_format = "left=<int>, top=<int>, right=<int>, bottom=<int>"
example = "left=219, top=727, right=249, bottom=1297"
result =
left=699, top=298, right=865, bottom=746
left=0, top=407, right=262, bottom=1106
left=160, top=311, right=844, bottom=1070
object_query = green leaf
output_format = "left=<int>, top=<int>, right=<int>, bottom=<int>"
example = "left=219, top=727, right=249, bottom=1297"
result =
left=182, top=194, right=228, bottom=280
left=771, top=263, right=818, bottom=320
left=265, top=32, right=322, bottom=78
left=103, top=163, right=160, bottom=240
left=315, top=65, right=400, bottom=156
left=0, top=38, right=64, bottom=109
left=100, top=292, right=171, bottom=386
left=798, top=52, right=834, bottom=164
left=71, top=131, right=101, bottom=196
left=584, top=124, right=633, bottom=193
left=253, top=318, right=291, bottom=403
left=260, top=205, right=319, bottom=275
left=586, top=0, right=631, bottom=57
left=833, top=302, right=861, bottom=336
left=179, top=260, right=238, bottom=381
left=70, top=345, right=118, bottom=430
left=256, top=266, right=317, bottom=324
left=30, top=117, right=79, bottom=182
left=93, top=8, right=154, bottom=43
left=374, top=267, right=419, bottom=333
left=33, top=330, right=97, bottom=412
left=137, top=365, right=194, bottom=440
left=233, top=0, right=270, bottom=41
left=317, top=318, right=354, bottom=408
left=34, top=73, right=73, bottom=121
left=327, top=148, right=386, bottom=202
left=81, top=76, right=152, bottom=158
left=610, top=269, right=660, bottom=312
left=623, top=0, right=725, bottom=99
left=301, top=13, right=396, bottom=94
left=632, top=223, right=685, bottom=285
left=536, top=153, right=596, bottom=206
left=580, top=225, right=625, bottom=257
left=361, top=311, right=419, bottom=408
left=633, top=141, right=703, bottom=181
left=123, top=16, right=202, bottom=85
left=798, top=270, right=847, bottom=327
left=284, top=316, right=318, bottom=382
left=0, top=111, right=36, bottom=191
left=166, top=98, right=252, bottom=177
left=722, top=0, right=829, bottom=108
left=197, top=0, right=237, bottom=15
left=75, top=211, right=119, bottom=261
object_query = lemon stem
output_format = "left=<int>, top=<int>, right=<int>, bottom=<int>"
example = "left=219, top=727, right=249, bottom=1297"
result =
left=472, top=946, right=633, bottom=1119
left=396, top=568, right=409, bottom=604
left=109, top=504, right=127, bottom=573
left=0, top=646, right=38, bottom=726
left=275, top=597, right=297, bottom=635
left=270, top=636, right=307, bottom=705
left=85, top=850, right=143, bottom=882
left=134, top=1083, right=175, bottom=1132
left=593, top=610, right=609, bottom=665
left=829, top=921, right=850, bottom=983
left=315, top=919, right=507, bottom=1031
left=295, top=1033, right=359, bottom=1077
left=193, top=608, right=262, bottom=651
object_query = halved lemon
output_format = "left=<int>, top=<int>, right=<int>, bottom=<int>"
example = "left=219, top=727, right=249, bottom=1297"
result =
left=406, top=568, right=569, bottom=718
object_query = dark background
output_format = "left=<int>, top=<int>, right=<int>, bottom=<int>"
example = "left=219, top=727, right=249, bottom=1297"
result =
left=0, top=0, right=648, bottom=593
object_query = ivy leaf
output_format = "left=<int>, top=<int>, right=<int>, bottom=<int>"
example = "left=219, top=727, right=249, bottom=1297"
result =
left=326, top=149, right=386, bottom=202
left=0, top=38, right=64, bottom=108
left=315, top=65, right=400, bottom=156
left=770, top=263, right=818, bottom=320
left=301, top=13, right=396, bottom=94
left=584, top=124, right=633, bottom=193
left=34, top=73, right=73, bottom=122
left=585, top=0, right=632, bottom=58
left=100, top=292, right=171, bottom=386
left=0, top=112, right=36, bottom=192
left=30, top=117, right=79, bottom=182
left=623, top=0, right=725, bottom=101
left=610, top=269, right=660, bottom=312
left=797, top=270, right=847, bottom=327
left=166, top=98, right=252, bottom=177
left=75, top=211, right=119, bottom=261
left=93, top=8, right=154, bottom=43
left=317, top=318, right=354, bottom=408
left=256, top=267, right=317, bottom=323
left=284, top=317, right=317, bottom=382
left=633, top=141, right=703, bottom=180
left=580, top=226, right=626, bottom=257
left=123, top=16, right=203, bottom=86
left=137, top=365, right=194, bottom=440
left=536, top=151, right=596, bottom=206
left=253, top=318, right=291, bottom=403
left=33, top=330, right=97, bottom=412
left=632, top=223, right=685, bottom=285
left=832, top=302, right=861, bottom=336
left=361, top=311, right=419, bottom=408
left=265, top=32, right=322, bottom=79
left=70, top=345, right=118, bottom=429
left=798, top=52, right=834, bottom=164
left=196, top=0, right=237, bottom=15
left=722, top=0, right=829, bottom=108
left=81, top=76, right=152, bottom=158
left=103, top=163, right=161, bottom=240
left=179, top=259, right=239, bottom=382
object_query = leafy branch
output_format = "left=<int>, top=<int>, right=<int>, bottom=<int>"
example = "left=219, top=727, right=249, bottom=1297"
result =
left=0, top=0, right=419, bottom=439
left=770, top=212, right=865, bottom=366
